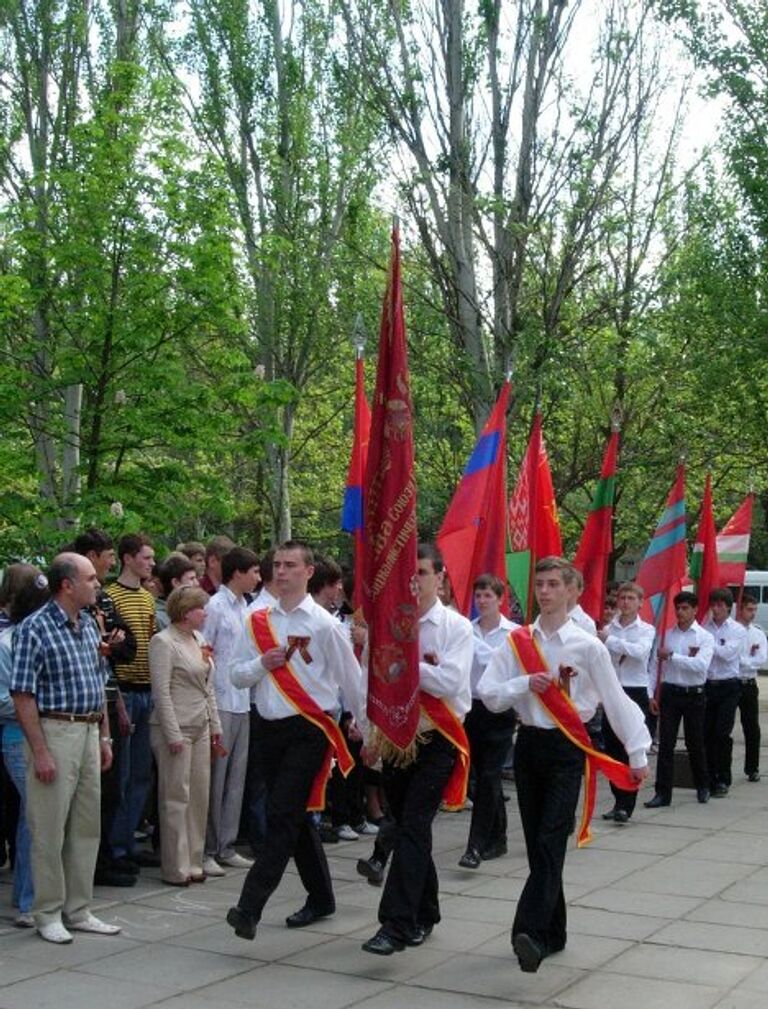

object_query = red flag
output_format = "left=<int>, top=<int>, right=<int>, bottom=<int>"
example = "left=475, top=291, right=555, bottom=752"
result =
left=507, top=412, right=562, bottom=621
left=341, top=353, right=371, bottom=613
left=362, top=226, right=420, bottom=753
left=637, top=464, right=687, bottom=632
left=690, top=473, right=720, bottom=622
left=573, top=428, right=619, bottom=623
left=716, top=493, right=754, bottom=587
left=436, top=380, right=510, bottom=617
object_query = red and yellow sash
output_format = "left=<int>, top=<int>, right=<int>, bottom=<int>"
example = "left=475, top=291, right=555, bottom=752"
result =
left=419, top=691, right=470, bottom=811
left=509, top=625, right=641, bottom=847
left=249, top=609, right=355, bottom=811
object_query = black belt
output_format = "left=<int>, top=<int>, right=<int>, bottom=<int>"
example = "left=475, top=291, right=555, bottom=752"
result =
left=40, top=710, right=103, bottom=724
left=664, top=684, right=704, bottom=696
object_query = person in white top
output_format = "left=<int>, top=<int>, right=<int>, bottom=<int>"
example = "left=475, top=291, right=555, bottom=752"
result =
left=645, top=590, right=714, bottom=808
left=458, top=574, right=518, bottom=869
left=478, top=557, right=649, bottom=973
left=737, top=592, right=767, bottom=782
left=703, top=587, right=748, bottom=796
left=598, top=582, right=655, bottom=823
left=362, top=543, right=473, bottom=957
left=224, top=541, right=365, bottom=943
left=567, top=570, right=598, bottom=636
left=202, top=548, right=260, bottom=878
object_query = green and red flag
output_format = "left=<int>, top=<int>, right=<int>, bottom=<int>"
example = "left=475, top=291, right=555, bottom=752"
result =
left=573, top=426, right=619, bottom=624
left=716, top=493, right=754, bottom=588
left=637, top=464, right=687, bottom=633
left=507, top=412, right=562, bottom=621
left=362, top=225, right=420, bottom=756
left=690, top=473, right=720, bottom=622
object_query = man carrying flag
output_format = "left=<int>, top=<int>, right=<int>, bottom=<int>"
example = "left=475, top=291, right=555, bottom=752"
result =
left=478, top=557, right=649, bottom=973
left=573, top=424, right=619, bottom=624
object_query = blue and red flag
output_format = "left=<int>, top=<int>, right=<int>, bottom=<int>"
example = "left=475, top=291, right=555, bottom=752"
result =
left=637, top=463, right=687, bottom=632
left=341, top=353, right=371, bottom=612
left=437, top=380, right=511, bottom=617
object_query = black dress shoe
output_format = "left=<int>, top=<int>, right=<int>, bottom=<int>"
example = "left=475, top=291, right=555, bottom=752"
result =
left=227, top=905, right=257, bottom=941
left=711, top=784, right=729, bottom=797
left=644, top=794, right=670, bottom=808
left=602, top=807, right=619, bottom=821
left=135, top=850, right=161, bottom=867
left=481, top=839, right=508, bottom=860
left=697, top=788, right=710, bottom=803
left=512, top=932, right=543, bottom=973
left=613, top=809, right=630, bottom=824
left=458, top=846, right=481, bottom=869
left=748, top=772, right=761, bottom=782
left=110, top=856, right=140, bottom=874
left=285, top=904, right=335, bottom=928
left=94, top=868, right=137, bottom=887
left=356, top=857, right=385, bottom=886
left=361, top=928, right=405, bottom=955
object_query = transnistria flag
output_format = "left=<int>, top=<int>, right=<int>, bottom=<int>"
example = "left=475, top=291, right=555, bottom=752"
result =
left=690, top=473, right=720, bottom=622
left=716, top=493, right=754, bottom=587
left=341, top=352, right=371, bottom=613
left=573, top=426, right=619, bottom=624
left=436, top=380, right=511, bottom=617
left=507, top=412, right=562, bottom=621
left=637, top=464, right=687, bottom=632
left=362, top=226, right=420, bottom=754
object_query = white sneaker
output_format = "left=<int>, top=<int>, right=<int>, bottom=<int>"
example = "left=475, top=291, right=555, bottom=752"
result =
left=14, top=912, right=35, bottom=928
left=202, top=856, right=227, bottom=876
left=37, top=921, right=73, bottom=944
left=337, top=824, right=360, bottom=841
left=217, top=852, right=253, bottom=869
left=355, top=821, right=380, bottom=836
left=66, top=913, right=121, bottom=935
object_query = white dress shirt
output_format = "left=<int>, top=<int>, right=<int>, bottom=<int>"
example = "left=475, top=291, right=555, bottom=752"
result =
left=740, top=623, right=767, bottom=680
left=247, top=586, right=279, bottom=613
left=229, top=594, right=366, bottom=728
left=477, top=617, right=650, bottom=766
left=652, top=621, right=714, bottom=690
left=203, top=585, right=252, bottom=714
left=569, top=603, right=597, bottom=636
left=417, top=599, right=473, bottom=729
left=470, top=615, right=517, bottom=695
left=603, top=615, right=655, bottom=693
left=703, top=615, right=747, bottom=681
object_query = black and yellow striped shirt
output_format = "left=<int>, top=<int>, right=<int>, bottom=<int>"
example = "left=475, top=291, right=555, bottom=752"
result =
left=105, top=582, right=156, bottom=687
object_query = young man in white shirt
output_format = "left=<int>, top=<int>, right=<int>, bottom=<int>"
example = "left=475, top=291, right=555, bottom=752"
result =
left=458, top=574, right=518, bottom=868
left=202, top=547, right=260, bottom=877
left=478, top=557, right=649, bottom=973
left=362, top=543, right=473, bottom=956
left=598, top=582, right=655, bottom=823
left=645, top=590, right=714, bottom=808
left=737, top=592, right=767, bottom=782
left=703, top=587, right=748, bottom=796
left=567, top=569, right=597, bottom=636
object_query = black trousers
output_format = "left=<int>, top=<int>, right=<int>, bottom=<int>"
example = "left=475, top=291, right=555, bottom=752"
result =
left=603, top=686, right=648, bottom=817
left=238, top=715, right=333, bottom=920
left=738, top=678, right=761, bottom=776
left=655, top=684, right=708, bottom=799
left=704, top=678, right=742, bottom=788
left=378, top=732, right=456, bottom=942
left=464, top=699, right=515, bottom=852
left=513, top=726, right=583, bottom=955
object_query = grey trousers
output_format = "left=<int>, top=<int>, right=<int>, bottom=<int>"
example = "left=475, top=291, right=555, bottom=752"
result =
left=205, top=710, right=250, bottom=859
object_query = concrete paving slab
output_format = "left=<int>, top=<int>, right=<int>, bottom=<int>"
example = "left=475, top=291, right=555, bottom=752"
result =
left=405, top=951, right=580, bottom=1003
left=0, top=969, right=176, bottom=1009
left=572, top=885, right=703, bottom=918
left=76, top=941, right=257, bottom=990
left=685, top=897, right=768, bottom=929
left=355, top=987, right=526, bottom=1009
left=282, top=934, right=455, bottom=981
left=556, top=971, right=724, bottom=1009
left=471, top=930, right=632, bottom=969
left=165, top=918, right=329, bottom=959
left=602, top=942, right=761, bottom=986
left=611, top=854, right=754, bottom=898
left=650, top=919, right=768, bottom=957
left=0, top=952, right=57, bottom=986
left=712, top=993, right=768, bottom=1009
left=566, top=905, right=671, bottom=940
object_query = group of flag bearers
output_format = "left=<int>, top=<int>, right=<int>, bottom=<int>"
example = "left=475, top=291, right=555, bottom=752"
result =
left=223, top=227, right=763, bottom=976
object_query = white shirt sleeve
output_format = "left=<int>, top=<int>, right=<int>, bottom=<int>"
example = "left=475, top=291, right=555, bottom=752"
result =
left=587, top=640, right=650, bottom=766
left=419, top=617, right=473, bottom=701
left=476, top=642, right=532, bottom=713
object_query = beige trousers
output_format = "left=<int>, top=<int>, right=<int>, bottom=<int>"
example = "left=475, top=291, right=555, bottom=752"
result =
left=25, top=720, right=101, bottom=926
left=150, top=722, right=210, bottom=882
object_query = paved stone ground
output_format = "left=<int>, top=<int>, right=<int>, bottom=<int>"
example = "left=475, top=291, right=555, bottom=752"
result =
left=1, top=708, right=767, bottom=1009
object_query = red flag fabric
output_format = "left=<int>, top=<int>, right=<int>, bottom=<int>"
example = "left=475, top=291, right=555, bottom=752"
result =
left=362, top=226, right=420, bottom=753
left=341, top=354, right=371, bottom=612
left=573, top=428, right=619, bottom=623
left=507, top=412, right=563, bottom=621
left=690, top=474, right=720, bottom=622
left=637, top=465, right=687, bottom=633
left=716, top=493, right=754, bottom=587
left=436, top=380, right=510, bottom=617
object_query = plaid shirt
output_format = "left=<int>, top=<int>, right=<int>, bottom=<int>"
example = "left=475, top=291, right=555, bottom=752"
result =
left=10, top=600, right=108, bottom=713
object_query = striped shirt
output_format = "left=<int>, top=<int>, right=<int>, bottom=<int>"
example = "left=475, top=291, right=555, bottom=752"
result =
left=10, top=600, right=107, bottom=713
left=105, top=582, right=156, bottom=687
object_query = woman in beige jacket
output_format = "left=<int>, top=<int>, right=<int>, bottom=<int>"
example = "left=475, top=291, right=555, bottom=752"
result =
left=149, top=585, right=222, bottom=885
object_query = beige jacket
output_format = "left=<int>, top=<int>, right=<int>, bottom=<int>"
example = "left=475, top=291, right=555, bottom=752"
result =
left=149, top=625, right=221, bottom=744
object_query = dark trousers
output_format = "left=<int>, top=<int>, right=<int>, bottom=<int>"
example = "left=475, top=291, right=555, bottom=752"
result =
left=378, top=732, right=456, bottom=942
left=655, top=684, right=708, bottom=798
left=704, top=678, right=742, bottom=788
left=238, top=715, right=333, bottom=921
left=738, top=679, right=761, bottom=775
left=464, top=699, right=515, bottom=852
left=603, top=686, right=648, bottom=817
left=329, top=734, right=364, bottom=829
left=513, top=726, right=583, bottom=954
